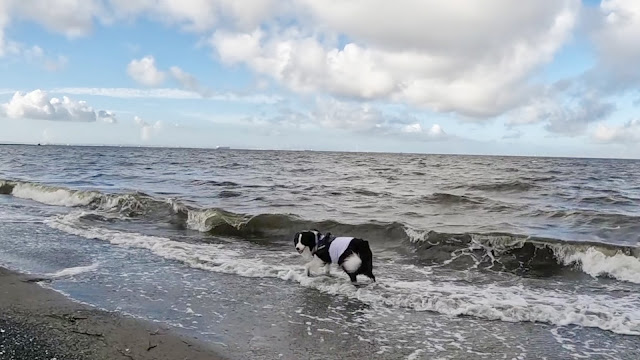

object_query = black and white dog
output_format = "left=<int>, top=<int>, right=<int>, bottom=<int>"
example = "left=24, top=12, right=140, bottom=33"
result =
left=293, top=230, right=375, bottom=283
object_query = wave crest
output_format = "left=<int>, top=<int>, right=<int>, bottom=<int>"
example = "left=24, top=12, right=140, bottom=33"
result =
left=406, top=228, right=640, bottom=283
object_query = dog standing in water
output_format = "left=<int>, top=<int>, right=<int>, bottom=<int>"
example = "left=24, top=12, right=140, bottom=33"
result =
left=293, top=230, right=375, bottom=283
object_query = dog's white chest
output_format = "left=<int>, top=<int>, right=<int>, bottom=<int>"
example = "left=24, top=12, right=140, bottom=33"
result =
left=329, top=237, right=353, bottom=263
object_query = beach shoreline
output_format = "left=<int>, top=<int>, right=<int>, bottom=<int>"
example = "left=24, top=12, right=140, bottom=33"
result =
left=0, top=266, right=225, bottom=360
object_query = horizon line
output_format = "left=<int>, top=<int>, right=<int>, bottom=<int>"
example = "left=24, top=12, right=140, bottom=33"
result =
left=1, top=141, right=638, bottom=161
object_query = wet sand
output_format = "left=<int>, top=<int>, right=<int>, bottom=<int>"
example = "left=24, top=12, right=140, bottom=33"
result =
left=0, top=267, right=225, bottom=360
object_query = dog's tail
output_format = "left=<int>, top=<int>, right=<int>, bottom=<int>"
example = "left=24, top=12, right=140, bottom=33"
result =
left=342, top=253, right=362, bottom=274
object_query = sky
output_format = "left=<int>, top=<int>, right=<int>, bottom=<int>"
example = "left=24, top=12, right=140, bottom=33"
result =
left=1, top=0, right=640, bottom=157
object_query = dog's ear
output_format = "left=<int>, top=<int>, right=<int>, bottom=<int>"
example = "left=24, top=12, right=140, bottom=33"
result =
left=293, top=232, right=300, bottom=242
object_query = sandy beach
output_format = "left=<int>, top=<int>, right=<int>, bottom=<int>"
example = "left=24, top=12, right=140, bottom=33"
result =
left=0, top=267, right=224, bottom=360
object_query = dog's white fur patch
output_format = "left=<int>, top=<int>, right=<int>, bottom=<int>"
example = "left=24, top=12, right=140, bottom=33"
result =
left=342, top=253, right=362, bottom=273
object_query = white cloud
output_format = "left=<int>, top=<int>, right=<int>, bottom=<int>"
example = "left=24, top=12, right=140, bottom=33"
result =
left=97, top=110, right=117, bottom=124
left=591, top=0, right=640, bottom=88
left=401, top=123, right=447, bottom=140
left=134, top=115, right=163, bottom=141
left=48, top=87, right=281, bottom=103
left=9, top=0, right=103, bottom=37
left=4, top=0, right=580, bottom=122
left=506, top=76, right=617, bottom=136
left=212, top=0, right=579, bottom=118
left=107, top=0, right=278, bottom=32
left=126, top=58, right=212, bottom=97
left=11, top=0, right=639, bottom=142
left=127, top=56, right=166, bottom=86
left=169, top=66, right=211, bottom=97
left=20, top=45, right=68, bottom=71
left=251, top=97, right=450, bottom=141
left=592, top=119, right=640, bottom=143
left=0, top=39, right=68, bottom=71
left=1, top=89, right=117, bottom=123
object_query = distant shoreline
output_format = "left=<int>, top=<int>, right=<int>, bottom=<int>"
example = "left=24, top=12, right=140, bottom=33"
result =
left=0, top=267, right=226, bottom=360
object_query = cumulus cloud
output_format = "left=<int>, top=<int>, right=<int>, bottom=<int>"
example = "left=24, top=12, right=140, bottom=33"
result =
left=1, top=89, right=118, bottom=123
left=3, top=0, right=579, bottom=122
left=211, top=0, right=578, bottom=118
left=108, top=0, right=278, bottom=32
left=127, top=56, right=166, bottom=86
left=9, top=0, right=640, bottom=142
left=590, top=0, right=640, bottom=90
left=592, top=119, right=640, bottom=143
left=8, top=0, right=103, bottom=38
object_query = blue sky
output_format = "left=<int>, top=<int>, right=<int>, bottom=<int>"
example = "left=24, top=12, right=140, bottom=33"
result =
left=1, top=0, right=640, bottom=157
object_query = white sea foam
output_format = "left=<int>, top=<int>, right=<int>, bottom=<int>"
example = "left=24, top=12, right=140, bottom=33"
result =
left=407, top=349, right=426, bottom=360
left=556, top=246, right=640, bottom=284
left=46, top=212, right=640, bottom=336
left=47, top=262, right=100, bottom=278
left=11, top=182, right=99, bottom=207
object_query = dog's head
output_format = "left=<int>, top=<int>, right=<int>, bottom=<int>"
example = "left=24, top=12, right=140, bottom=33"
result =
left=293, top=230, right=320, bottom=256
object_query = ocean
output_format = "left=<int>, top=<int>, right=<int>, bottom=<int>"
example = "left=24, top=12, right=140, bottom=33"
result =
left=0, top=144, right=639, bottom=359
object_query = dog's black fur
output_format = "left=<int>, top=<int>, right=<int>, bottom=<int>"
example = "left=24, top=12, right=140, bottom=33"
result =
left=293, top=230, right=375, bottom=283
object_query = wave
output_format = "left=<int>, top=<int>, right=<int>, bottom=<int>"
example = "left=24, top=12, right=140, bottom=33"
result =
left=0, top=179, right=183, bottom=218
left=414, top=193, right=484, bottom=205
left=190, top=180, right=239, bottom=187
left=467, top=181, right=537, bottom=192
left=577, top=195, right=638, bottom=207
left=405, top=229, right=640, bottom=284
left=218, top=190, right=242, bottom=198
left=3, top=178, right=640, bottom=284
left=44, top=213, right=640, bottom=336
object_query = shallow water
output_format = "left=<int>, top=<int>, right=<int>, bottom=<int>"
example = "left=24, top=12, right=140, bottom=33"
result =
left=0, top=145, right=639, bottom=359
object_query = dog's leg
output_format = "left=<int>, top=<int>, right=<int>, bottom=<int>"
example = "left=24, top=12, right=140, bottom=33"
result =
left=305, top=257, right=325, bottom=277
left=348, top=273, right=357, bottom=283
left=324, top=263, right=331, bottom=276
left=366, top=272, right=376, bottom=282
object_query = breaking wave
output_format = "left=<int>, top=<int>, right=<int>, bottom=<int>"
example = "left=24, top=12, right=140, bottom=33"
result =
left=3, top=178, right=640, bottom=285
left=404, top=229, right=640, bottom=284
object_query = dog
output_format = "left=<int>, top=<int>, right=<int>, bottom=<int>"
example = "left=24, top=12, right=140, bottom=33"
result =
left=293, top=230, right=375, bottom=283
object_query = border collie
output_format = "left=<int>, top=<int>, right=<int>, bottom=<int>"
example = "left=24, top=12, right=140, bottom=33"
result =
left=293, top=230, right=375, bottom=283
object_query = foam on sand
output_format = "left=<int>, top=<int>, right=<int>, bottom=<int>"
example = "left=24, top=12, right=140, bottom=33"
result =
left=47, top=262, right=101, bottom=278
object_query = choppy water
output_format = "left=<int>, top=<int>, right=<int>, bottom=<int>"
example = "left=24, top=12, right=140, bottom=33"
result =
left=1, top=145, right=639, bottom=359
